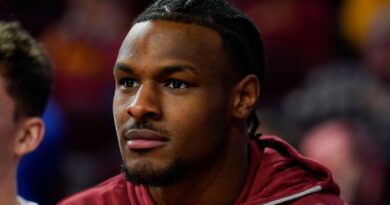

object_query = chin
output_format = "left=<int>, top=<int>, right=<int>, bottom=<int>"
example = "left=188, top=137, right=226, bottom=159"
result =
left=121, top=158, right=187, bottom=186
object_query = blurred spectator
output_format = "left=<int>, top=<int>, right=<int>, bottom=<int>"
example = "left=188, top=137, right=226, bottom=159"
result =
left=283, top=65, right=390, bottom=204
left=18, top=100, right=66, bottom=205
left=300, top=120, right=384, bottom=205
left=0, top=20, right=53, bottom=205
left=283, top=65, right=390, bottom=138
left=2, top=0, right=154, bottom=201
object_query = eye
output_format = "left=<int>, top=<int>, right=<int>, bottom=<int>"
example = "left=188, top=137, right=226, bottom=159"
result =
left=119, top=78, right=139, bottom=88
left=166, top=80, right=188, bottom=89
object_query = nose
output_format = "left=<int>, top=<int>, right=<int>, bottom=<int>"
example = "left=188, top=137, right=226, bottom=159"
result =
left=126, top=85, right=162, bottom=122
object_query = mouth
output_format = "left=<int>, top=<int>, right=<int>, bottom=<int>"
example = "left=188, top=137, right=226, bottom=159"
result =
left=125, top=129, right=168, bottom=151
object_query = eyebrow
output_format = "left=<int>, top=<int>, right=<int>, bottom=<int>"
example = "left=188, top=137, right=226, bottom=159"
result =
left=114, top=63, right=199, bottom=76
left=160, top=65, right=199, bottom=76
left=114, top=63, right=134, bottom=73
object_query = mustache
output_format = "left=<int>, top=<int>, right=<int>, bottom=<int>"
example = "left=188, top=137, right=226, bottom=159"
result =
left=127, top=122, right=170, bottom=136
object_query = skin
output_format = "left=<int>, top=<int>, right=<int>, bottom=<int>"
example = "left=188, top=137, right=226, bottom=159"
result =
left=0, top=73, right=18, bottom=205
left=113, top=20, right=260, bottom=205
left=0, top=70, right=45, bottom=205
left=300, top=121, right=361, bottom=203
left=300, top=120, right=384, bottom=205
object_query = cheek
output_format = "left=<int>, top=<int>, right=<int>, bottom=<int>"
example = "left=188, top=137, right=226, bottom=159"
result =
left=113, top=95, right=128, bottom=125
left=0, top=122, right=18, bottom=170
left=163, top=101, right=229, bottom=163
left=166, top=98, right=212, bottom=124
left=164, top=94, right=229, bottom=139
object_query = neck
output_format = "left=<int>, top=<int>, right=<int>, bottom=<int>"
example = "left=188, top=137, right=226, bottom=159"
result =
left=0, top=163, right=18, bottom=205
left=149, top=129, right=249, bottom=205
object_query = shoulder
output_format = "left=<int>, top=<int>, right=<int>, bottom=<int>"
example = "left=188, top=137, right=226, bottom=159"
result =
left=57, top=174, right=130, bottom=205
left=290, top=193, right=348, bottom=205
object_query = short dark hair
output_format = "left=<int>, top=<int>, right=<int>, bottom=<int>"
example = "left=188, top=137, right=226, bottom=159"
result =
left=134, top=0, right=264, bottom=137
left=0, top=21, right=53, bottom=119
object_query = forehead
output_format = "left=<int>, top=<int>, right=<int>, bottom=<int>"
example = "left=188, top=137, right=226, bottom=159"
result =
left=117, top=20, right=226, bottom=71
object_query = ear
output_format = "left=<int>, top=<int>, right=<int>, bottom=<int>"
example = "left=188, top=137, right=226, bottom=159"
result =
left=232, top=74, right=260, bottom=119
left=14, top=117, right=45, bottom=157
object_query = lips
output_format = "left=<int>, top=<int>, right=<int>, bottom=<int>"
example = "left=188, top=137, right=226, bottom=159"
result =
left=125, top=129, right=168, bottom=150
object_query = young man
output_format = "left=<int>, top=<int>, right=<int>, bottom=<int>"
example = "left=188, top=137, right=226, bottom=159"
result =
left=0, top=21, right=53, bottom=205
left=59, top=0, right=346, bottom=204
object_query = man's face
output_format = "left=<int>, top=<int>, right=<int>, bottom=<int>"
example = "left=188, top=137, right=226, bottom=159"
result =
left=113, top=20, right=235, bottom=185
left=301, top=121, right=362, bottom=203
left=0, top=72, right=18, bottom=179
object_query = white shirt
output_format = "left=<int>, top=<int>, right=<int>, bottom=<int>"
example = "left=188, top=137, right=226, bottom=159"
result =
left=17, top=196, right=38, bottom=205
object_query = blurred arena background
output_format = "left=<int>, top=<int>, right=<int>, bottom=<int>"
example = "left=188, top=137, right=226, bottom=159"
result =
left=1, top=0, right=389, bottom=204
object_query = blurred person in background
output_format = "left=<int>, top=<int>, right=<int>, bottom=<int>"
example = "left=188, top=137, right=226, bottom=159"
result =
left=0, top=21, right=53, bottom=205
left=58, top=0, right=345, bottom=204
left=17, top=100, right=66, bottom=205
left=283, top=66, right=390, bottom=204
left=301, top=120, right=384, bottom=205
